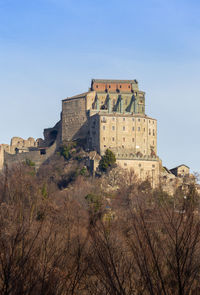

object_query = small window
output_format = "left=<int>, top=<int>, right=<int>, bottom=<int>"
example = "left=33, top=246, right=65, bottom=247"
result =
left=109, top=85, right=111, bottom=88
left=128, top=85, right=130, bottom=88
left=132, top=118, right=134, bottom=121
left=149, top=129, right=151, bottom=135
left=120, top=85, right=121, bottom=88
left=112, top=117, right=115, bottom=121
left=112, top=126, right=115, bottom=131
left=140, top=100, right=143, bottom=103
left=123, top=117, right=125, bottom=121
left=123, top=126, right=125, bottom=131
left=153, top=130, right=155, bottom=136
left=123, top=137, right=125, bottom=142
left=132, top=138, right=134, bottom=142
left=144, top=128, right=145, bottom=131
left=144, top=119, right=145, bottom=122
left=149, top=120, right=151, bottom=123
left=152, top=164, right=155, bottom=168
left=103, top=137, right=105, bottom=141
left=132, top=127, right=134, bottom=131
left=138, top=118, right=140, bottom=122
left=96, top=85, right=98, bottom=88
left=124, top=163, right=127, bottom=166
left=153, top=121, right=154, bottom=124
left=122, top=145, right=124, bottom=148
left=112, top=137, right=115, bottom=141
left=138, top=127, right=140, bottom=131
left=103, top=126, right=105, bottom=130
left=40, top=149, right=46, bottom=155
left=139, top=164, right=141, bottom=167
left=104, top=145, right=106, bottom=147
left=153, top=140, right=154, bottom=145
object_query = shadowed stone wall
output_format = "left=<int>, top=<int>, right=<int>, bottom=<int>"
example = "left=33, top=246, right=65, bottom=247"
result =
left=62, top=97, right=89, bottom=142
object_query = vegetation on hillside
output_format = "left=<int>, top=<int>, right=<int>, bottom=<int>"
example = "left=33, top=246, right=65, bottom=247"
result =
left=0, top=155, right=200, bottom=294
left=99, top=149, right=116, bottom=172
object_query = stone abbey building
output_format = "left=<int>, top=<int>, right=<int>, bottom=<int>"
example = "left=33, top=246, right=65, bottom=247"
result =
left=0, top=79, right=190, bottom=188
left=61, top=79, right=160, bottom=185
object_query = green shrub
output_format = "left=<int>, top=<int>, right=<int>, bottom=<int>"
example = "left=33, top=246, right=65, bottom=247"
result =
left=60, top=142, right=77, bottom=160
left=85, top=193, right=102, bottom=212
left=80, top=167, right=87, bottom=176
left=25, top=159, right=35, bottom=167
left=99, top=149, right=116, bottom=172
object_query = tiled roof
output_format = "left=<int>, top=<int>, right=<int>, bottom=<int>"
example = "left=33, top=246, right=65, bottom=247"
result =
left=92, top=79, right=138, bottom=84
left=62, top=92, right=89, bottom=101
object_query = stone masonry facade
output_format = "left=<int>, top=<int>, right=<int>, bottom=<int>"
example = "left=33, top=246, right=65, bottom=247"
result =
left=62, top=79, right=160, bottom=186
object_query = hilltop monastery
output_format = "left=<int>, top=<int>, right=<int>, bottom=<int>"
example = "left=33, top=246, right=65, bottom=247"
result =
left=0, top=79, right=190, bottom=187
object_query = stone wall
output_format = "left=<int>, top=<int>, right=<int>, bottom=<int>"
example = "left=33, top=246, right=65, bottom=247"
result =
left=0, top=134, right=54, bottom=171
left=116, top=158, right=160, bottom=187
left=0, top=146, right=4, bottom=171
left=4, top=141, right=57, bottom=170
left=43, top=120, right=61, bottom=147
left=62, top=97, right=89, bottom=142
left=10, top=137, right=37, bottom=148
left=89, top=112, right=157, bottom=156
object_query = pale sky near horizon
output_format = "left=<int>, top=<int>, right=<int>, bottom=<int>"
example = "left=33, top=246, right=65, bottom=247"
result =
left=0, top=0, right=200, bottom=173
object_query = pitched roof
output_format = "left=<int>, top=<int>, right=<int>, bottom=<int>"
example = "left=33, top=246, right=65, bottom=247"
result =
left=62, top=92, right=89, bottom=101
left=170, top=164, right=190, bottom=170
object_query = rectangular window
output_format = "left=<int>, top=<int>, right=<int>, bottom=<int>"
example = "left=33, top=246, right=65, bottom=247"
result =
left=138, top=127, right=140, bottom=131
left=132, top=118, right=134, bottom=121
left=112, top=126, right=115, bottom=131
left=112, top=137, right=115, bottom=141
left=144, top=128, right=145, bottom=131
left=112, top=117, right=115, bottom=121
left=103, top=125, right=105, bottom=130
left=123, top=137, right=125, bottom=142
left=149, top=129, right=151, bottom=135
left=124, top=163, right=127, bottom=166
left=103, top=137, right=105, bottom=141
left=132, top=138, right=134, bottom=142
left=132, top=127, right=134, bottom=131
left=123, top=117, right=125, bottom=121
left=138, top=118, right=140, bottom=122
left=123, top=126, right=125, bottom=131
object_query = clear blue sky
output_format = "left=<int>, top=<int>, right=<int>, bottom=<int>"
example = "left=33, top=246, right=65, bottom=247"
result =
left=0, top=0, right=200, bottom=173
